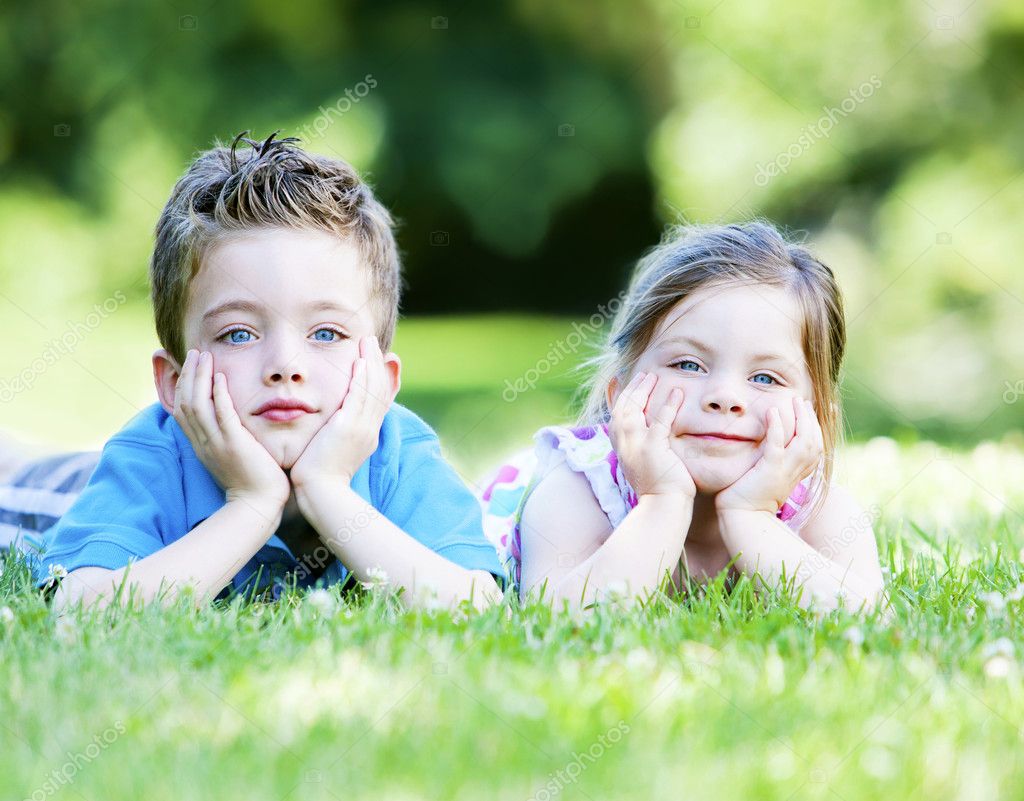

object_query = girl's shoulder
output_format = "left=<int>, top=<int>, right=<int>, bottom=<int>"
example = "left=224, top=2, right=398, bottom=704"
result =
left=533, top=423, right=636, bottom=528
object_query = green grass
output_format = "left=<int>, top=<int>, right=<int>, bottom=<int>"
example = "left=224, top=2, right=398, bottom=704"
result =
left=2, top=440, right=1023, bottom=800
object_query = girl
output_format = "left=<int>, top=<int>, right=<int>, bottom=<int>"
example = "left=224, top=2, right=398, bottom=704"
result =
left=480, top=221, right=885, bottom=613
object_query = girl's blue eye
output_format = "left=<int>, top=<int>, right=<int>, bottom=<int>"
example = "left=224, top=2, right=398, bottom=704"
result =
left=752, top=373, right=776, bottom=385
left=223, top=329, right=252, bottom=344
left=673, top=360, right=701, bottom=372
left=313, top=328, right=342, bottom=342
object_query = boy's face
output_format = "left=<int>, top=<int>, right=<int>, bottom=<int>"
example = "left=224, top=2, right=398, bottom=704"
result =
left=155, top=226, right=400, bottom=469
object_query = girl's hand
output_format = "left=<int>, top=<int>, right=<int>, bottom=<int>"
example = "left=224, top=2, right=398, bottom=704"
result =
left=715, top=396, right=823, bottom=515
left=289, top=335, right=392, bottom=492
left=174, top=350, right=290, bottom=513
left=609, top=372, right=695, bottom=500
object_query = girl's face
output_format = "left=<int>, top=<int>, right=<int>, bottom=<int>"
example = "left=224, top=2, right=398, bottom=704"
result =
left=613, top=282, right=817, bottom=495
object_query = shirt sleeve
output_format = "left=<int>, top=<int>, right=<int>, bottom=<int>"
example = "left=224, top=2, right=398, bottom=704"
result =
left=35, top=437, right=186, bottom=585
left=380, top=433, right=506, bottom=586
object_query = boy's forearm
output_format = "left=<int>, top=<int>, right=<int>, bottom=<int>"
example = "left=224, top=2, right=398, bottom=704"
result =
left=552, top=493, right=692, bottom=610
left=293, top=481, right=500, bottom=611
left=56, top=498, right=284, bottom=611
left=716, top=508, right=878, bottom=612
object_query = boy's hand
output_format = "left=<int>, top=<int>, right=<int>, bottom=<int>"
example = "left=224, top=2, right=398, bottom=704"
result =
left=609, top=372, right=695, bottom=500
left=715, top=396, right=823, bottom=515
left=174, top=349, right=290, bottom=513
left=289, top=336, right=392, bottom=492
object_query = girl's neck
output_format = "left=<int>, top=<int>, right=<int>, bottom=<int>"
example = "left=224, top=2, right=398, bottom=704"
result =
left=686, top=493, right=723, bottom=547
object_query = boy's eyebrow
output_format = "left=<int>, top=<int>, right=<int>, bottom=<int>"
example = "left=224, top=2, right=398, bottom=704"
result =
left=202, top=299, right=264, bottom=323
left=202, top=298, right=360, bottom=324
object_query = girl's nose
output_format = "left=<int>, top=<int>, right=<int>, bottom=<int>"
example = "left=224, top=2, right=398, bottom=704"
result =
left=701, top=384, right=746, bottom=414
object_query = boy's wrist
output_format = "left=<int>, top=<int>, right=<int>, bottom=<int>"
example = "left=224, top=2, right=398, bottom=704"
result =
left=291, top=474, right=356, bottom=512
left=224, top=490, right=288, bottom=524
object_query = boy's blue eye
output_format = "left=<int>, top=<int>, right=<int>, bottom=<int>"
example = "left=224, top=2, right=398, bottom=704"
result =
left=672, top=360, right=701, bottom=372
left=224, top=329, right=252, bottom=344
left=752, top=373, right=776, bottom=385
left=313, top=328, right=342, bottom=342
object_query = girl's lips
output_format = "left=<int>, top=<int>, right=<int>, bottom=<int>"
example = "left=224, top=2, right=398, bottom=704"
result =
left=258, top=408, right=309, bottom=423
left=684, top=433, right=753, bottom=443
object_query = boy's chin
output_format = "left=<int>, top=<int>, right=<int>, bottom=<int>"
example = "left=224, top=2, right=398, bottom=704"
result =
left=257, top=431, right=315, bottom=471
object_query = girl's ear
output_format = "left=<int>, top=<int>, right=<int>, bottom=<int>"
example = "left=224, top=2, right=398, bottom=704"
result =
left=606, top=375, right=621, bottom=412
left=152, top=348, right=182, bottom=415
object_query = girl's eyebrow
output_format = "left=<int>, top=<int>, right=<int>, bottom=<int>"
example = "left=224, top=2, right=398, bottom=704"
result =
left=658, top=335, right=799, bottom=367
left=658, top=334, right=713, bottom=352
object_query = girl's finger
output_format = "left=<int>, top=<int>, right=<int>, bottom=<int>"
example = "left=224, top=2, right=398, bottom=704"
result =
left=765, top=406, right=785, bottom=455
left=612, top=372, right=648, bottom=431
left=651, top=388, right=683, bottom=434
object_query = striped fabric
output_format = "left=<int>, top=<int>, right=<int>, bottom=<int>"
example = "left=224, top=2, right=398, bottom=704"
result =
left=0, top=451, right=101, bottom=554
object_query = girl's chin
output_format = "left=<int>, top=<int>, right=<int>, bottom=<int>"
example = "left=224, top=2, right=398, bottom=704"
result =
left=682, top=458, right=755, bottom=495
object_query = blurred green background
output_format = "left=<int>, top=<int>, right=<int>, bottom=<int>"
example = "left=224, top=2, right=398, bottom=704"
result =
left=1, top=0, right=1022, bottom=480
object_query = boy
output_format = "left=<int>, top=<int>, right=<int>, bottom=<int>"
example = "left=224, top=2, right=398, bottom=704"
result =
left=31, top=132, right=504, bottom=611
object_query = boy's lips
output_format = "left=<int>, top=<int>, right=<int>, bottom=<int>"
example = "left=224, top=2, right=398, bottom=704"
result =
left=253, top=398, right=317, bottom=423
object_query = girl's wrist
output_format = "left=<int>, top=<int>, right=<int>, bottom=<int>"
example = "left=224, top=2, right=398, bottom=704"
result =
left=638, top=490, right=694, bottom=509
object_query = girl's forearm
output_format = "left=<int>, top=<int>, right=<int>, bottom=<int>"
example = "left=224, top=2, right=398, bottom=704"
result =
left=550, top=493, right=693, bottom=611
left=294, top=481, right=501, bottom=611
left=716, top=508, right=880, bottom=612
left=55, top=497, right=285, bottom=610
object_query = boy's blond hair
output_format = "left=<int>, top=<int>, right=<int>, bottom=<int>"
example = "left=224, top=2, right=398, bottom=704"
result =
left=151, top=131, right=400, bottom=365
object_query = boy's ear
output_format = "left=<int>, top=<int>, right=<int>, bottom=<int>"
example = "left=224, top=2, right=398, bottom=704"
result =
left=383, top=351, right=402, bottom=405
left=152, top=348, right=182, bottom=416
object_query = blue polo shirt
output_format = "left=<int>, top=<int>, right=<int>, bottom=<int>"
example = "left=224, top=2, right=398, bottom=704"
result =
left=35, top=402, right=504, bottom=596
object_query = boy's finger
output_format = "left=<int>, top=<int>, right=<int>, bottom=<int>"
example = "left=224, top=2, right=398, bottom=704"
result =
left=174, top=350, right=196, bottom=413
left=190, top=351, right=218, bottom=438
left=211, top=371, right=239, bottom=431
left=363, top=336, right=390, bottom=417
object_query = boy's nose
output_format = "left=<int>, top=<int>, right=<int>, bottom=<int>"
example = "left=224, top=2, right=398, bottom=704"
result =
left=264, top=355, right=307, bottom=385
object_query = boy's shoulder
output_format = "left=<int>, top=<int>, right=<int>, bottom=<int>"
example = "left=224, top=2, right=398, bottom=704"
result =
left=106, top=403, right=186, bottom=457
left=378, top=401, right=438, bottom=444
